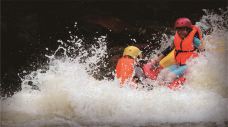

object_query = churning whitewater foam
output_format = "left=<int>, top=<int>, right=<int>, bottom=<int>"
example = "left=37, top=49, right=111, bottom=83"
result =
left=1, top=8, right=228, bottom=127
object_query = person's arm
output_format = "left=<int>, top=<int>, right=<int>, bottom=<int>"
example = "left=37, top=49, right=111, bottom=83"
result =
left=150, top=43, right=174, bottom=65
left=160, top=37, right=175, bottom=57
left=193, top=37, right=205, bottom=51
left=161, top=45, right=173, bottom=56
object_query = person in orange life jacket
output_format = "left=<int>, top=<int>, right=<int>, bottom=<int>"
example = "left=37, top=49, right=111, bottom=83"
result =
left=150, top=17, right=205, bottom=84
left=115, top=46, right=146, bottom=88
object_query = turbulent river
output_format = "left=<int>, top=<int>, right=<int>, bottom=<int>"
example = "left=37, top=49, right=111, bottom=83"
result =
left=1, top=8, right=228, bottom=127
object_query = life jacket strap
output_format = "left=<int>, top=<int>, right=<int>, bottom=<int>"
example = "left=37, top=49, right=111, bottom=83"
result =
left=175, top=49, right=196, bottom=57
left=179, top=63, right=186, bottom=66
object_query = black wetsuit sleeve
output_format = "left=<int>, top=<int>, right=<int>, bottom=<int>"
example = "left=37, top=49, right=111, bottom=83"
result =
left=161, top=46, right=173, bottom=56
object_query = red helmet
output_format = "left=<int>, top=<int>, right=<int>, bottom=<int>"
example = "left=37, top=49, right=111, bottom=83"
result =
left=174, top=17, right=192, bottom=29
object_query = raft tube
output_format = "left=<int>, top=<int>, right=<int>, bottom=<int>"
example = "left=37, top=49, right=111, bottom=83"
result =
left=143, top=49, right=186, bottom=89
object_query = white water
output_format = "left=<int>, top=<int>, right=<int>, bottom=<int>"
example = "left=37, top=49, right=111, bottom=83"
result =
left=1, top=9, right=228, bottom=127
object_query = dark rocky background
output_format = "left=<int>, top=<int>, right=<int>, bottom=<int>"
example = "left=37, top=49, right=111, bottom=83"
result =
left=1, top=0, right=227, bottom=97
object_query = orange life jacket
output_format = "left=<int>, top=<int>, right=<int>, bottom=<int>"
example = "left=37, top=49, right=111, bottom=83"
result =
left=174, top=25, right=203, bottom=65
left=115, top=56, right=135, bottom=87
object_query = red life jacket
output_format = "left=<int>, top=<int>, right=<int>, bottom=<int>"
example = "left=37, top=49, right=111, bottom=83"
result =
left=115, top=56, right=135, bottom=87
left=174, top=25, right=203, bottom=65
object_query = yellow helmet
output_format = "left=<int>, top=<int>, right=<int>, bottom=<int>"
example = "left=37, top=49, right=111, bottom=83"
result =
left=123, top=46, right=142, bottom=59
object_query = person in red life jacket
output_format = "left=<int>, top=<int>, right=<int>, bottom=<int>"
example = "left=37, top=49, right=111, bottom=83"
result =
left=115, top=46, right=146, bottom=88
left=150, top=17, right=205, bottom=86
